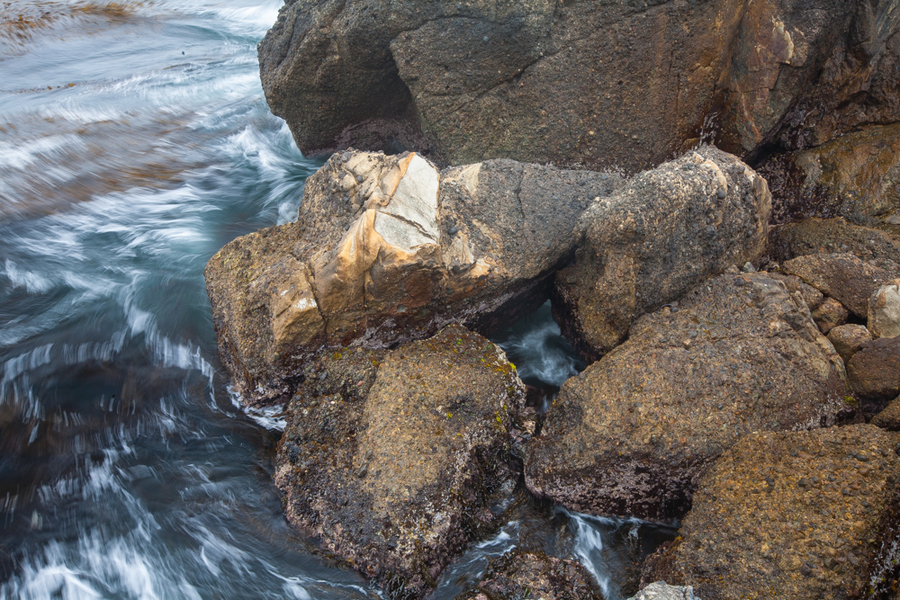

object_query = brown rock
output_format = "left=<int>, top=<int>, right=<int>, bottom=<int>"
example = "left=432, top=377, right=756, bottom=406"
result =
left=782, top=252, right=899, bottom=318
left=827, top=324, right=873, bottom=365
left=526, top=273, right=849, bottom=522
left=872, top=396, right=900, bottom=431
left=460, top=552, right=601, bottom=600
left=849, top=337, right=900, bottom=401
left=766, top=272, right=824, bottom=311
left=768, top=218, right=900, bottom=264
left=554, top=146, right=770, bottom=360
left=643, top=424, right=900, bottom=600
left=275, top=325, right=526, bottom=600
left=811, top=297, right=848, bottom=334
left=869, top=279, right=900, bottom=339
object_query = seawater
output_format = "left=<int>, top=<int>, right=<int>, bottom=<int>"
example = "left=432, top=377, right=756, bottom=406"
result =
left=0, top=2, right=659, bottom=598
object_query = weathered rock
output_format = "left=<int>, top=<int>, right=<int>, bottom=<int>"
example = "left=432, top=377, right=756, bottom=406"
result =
left=766, top=272, right=824, bottom=311
left=643, top=424, right=900, bottom=600
left=810, top=297, right=848, bottom=334
left=459, top=552, right=601, bottom=600
left=526, top=273, right=850, bottom=522
left=782, top=252, right=900, bottom=318
left=275, top=325, right=526, bottom=600
left=205, top=150, right=622, bottom=405
left=849, top=337, right=900, bottom=401
left=769, top=218, right=900, bottom=264
left=259, top=1, right=900, bottom=173
left=759, top=126, right=900, bottom=230
left=872, top=395, right=900, bottom=431
left=827, top=324, right=873, bottom=366
left=629, top=582, right=703, bottom=600
left=870, top=279, right=900, bottom=339
left=554, top=146, right=770, bottom=359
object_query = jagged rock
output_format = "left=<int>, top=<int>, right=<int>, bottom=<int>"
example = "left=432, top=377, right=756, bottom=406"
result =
left=629, top=582, right=703, bottom=600
left=872, top=396, right=900, bottom=431
left=526, top=273, right=849, bottom=522
left=643, top=424, right=900, bottom=600
left=275, top=325, right=526, bottom=600
left=848, top=337, right=900, bottom=401
left=258, top=1, right=900, bottom=173
left=870, top=279, right=900, bottom=339
left=827, top=324, right=873, bottom=366
left=810, top=297, right=848, bottom=334
left=768, top=218, right=900, bottom=263
left=205, top=150, right=622, bottom=405
left=459, top=552, right=601, bottom=600
left=782, top=252, right=900, bottom=318
left=553, top=146, right=770, bottom=359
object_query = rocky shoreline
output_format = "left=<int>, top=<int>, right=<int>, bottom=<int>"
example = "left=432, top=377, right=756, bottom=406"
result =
left=204, top=1, right=900, bottom=598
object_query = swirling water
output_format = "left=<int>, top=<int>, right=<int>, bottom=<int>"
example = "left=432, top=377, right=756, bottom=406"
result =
left=0, top=2, right=664, bottom=598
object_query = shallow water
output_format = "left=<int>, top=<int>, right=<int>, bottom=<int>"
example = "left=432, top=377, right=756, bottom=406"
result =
left=0, top=2, right=665, bottom=598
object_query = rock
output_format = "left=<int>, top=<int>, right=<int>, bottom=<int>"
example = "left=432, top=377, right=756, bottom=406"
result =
left=766, top=272, right=824, bottom=311
left=628, top=582, right=703, bottom=600
left=810, top=297, right=848, bottom=334
left=759, top=126, right=900, bottom=231
left=259, top=1, right=900, bottom=173
left=872, top=396, right=900, bottom=431
left=205, top=150, right=622, bottom=405
left=870, top=279, right=900, bottom=339
left=782, top=252, right=900, bottom=318
left=827, top=324, right=873, bottom=366
left=459, top=552, right=601, bottom=600
left=526, top=273, right=850, bottom=522
left=642, top=424, right=900, bottom=600
left=848, top=337, right=900, bottom=401
left=553, top=146, right=770, bottom=360
left=768, top=218, right=900, bottom=264
left=275, top=325, right=526, bottom=599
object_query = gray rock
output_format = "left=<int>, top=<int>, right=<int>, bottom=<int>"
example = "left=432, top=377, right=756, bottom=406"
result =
left=869, top=279, right=900, bottom=339
left=629, top=582, right=702, bottom=600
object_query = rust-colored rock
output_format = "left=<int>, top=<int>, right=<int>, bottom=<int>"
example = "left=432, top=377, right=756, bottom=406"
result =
left=848, top=336, right=900, bottom=401
left=643, top=424, right=900, bottom=600
left=526, top=273, right=849, bottom=522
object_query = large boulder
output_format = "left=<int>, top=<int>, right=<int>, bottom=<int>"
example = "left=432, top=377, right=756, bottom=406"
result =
left=275, top=325, right=526, bottom=600
left=205, top=150, right=621, bottom=405
left=258, top=0, right=900, bottom=173
left=526, top=273, right=850, bottom=522
left=643, top=424, right=900, bottom=600
left=553, top=146, right=770, bottom=359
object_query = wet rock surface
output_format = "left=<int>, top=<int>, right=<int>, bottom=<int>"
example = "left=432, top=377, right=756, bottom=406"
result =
left=553, top=147, right=770, bottom=360
left=459, top=552, right=601, bottom=600
left=643, top=424, right=900, bottom=600
left=848, top=336, right=900, bottom=401
left=205, top=150, right=621, bottom=405
left=274, top=325, right=526, bottom=600
left=526, top=273, right=849, bottom=522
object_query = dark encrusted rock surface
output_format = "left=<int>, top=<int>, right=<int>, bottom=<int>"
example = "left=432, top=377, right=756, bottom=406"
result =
left=553, top=146, right=770, bottom=360
left=274, top=324, right=526, bottom=599
left=872, top=396, right=900, bottom=431
left=526, top=273, right=849, bottom=522
left=768, top=218, right=900, bottom=264
left=848, top=336, right=900, bottom=401
left=459, top=552, right=601, bottom=600
left=643, top=424, right=900, bottom=600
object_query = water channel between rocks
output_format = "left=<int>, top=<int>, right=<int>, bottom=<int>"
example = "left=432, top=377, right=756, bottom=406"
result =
left=0, top=2, right=673, bottom=598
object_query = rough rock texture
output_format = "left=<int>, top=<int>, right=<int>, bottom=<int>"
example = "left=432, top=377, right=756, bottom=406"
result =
left=759, top=126, right=900, bottom=230
left=870, top=279, right=900, bottom=338
left=810, top=297, right=848, bottom=334
left=205, top=150, right=621, bottom=404
left=827, top=324, right=874, bottom=366
left=643, top=424, right=900, bottom=600
left=872, top=395, right=900, bottom=431
left=526, top=273, right=850, bottom=522
left=275, top=325, right=526, bottom=600
left=629, top=582, right=703, bottom=600
left=258, top=0, right=900, bottom=173
left=766, top=272, right=824, bottom=311
left=782, top=252, right=900, bottom=318
left=768, top=218, right=900, bottom=264
left=554, top=146, right=770, bottom=359
left=460, top=552, right=601, bottom=600
left=849, top=336, right=900, bottom=401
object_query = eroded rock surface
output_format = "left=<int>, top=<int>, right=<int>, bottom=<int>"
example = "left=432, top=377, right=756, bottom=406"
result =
left=554, top=146, right=770, bottom=359
left=643, top=424, right=900, bottom=600
left=275, top=325, right=526, bottom=600
left=460, top=552, right=601, bottom=600
left=526, top=273, right=849, bottom=522
left=827, top=324, right=873, bottom=366
left=629, top=582, right=703, bottom=600
left=848, top=336, right=900, bottom=401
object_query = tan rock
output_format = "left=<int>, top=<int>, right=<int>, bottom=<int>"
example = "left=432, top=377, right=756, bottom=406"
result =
left=827, top=324, right=873, bottom=365
left=869, top=279, right=900, bottom=339
left=811, top=297, right=848, bottom=334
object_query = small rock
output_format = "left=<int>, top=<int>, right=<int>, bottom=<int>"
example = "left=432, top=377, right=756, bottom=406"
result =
left=628, top=582, right=702, bottom=600
left=827, top=324, right=873, bottom=365
left=868, top=279, right=900, bottom=339
left=811, top=297, right=849, bottom=334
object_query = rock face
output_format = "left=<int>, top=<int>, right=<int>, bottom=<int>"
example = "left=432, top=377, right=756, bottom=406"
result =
left=204, top=150, right=621, bottom=405
left=872, top=396, right=900, bottom=431
left=258, top=0, right=900, bottom=173
left=643, top=424, right=900, bottom=600
left=768, top=218, right=900, bottom=264
left=848, top=337, right=900, bottom=401
left=554, top=146, right=770, bottom=359
left=526, top=273, right=849, bottom=522
left=275, top=325, right=526, bottom=600
left=461, top=552, right=601, bottom=600
left=870, top=279, right=900, bottom=339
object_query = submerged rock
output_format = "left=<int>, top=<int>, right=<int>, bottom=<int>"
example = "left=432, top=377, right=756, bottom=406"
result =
left=205, top=150, right=621, bottom=405
left=526, top=273, right=849, bottom=522
left=643, top=424, right=900, bottom=600
left=460, top=552, right=601, bottom=600
left=554, top=146, right=770, bottom=360
left=274, top=325, right=526, bottom=600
